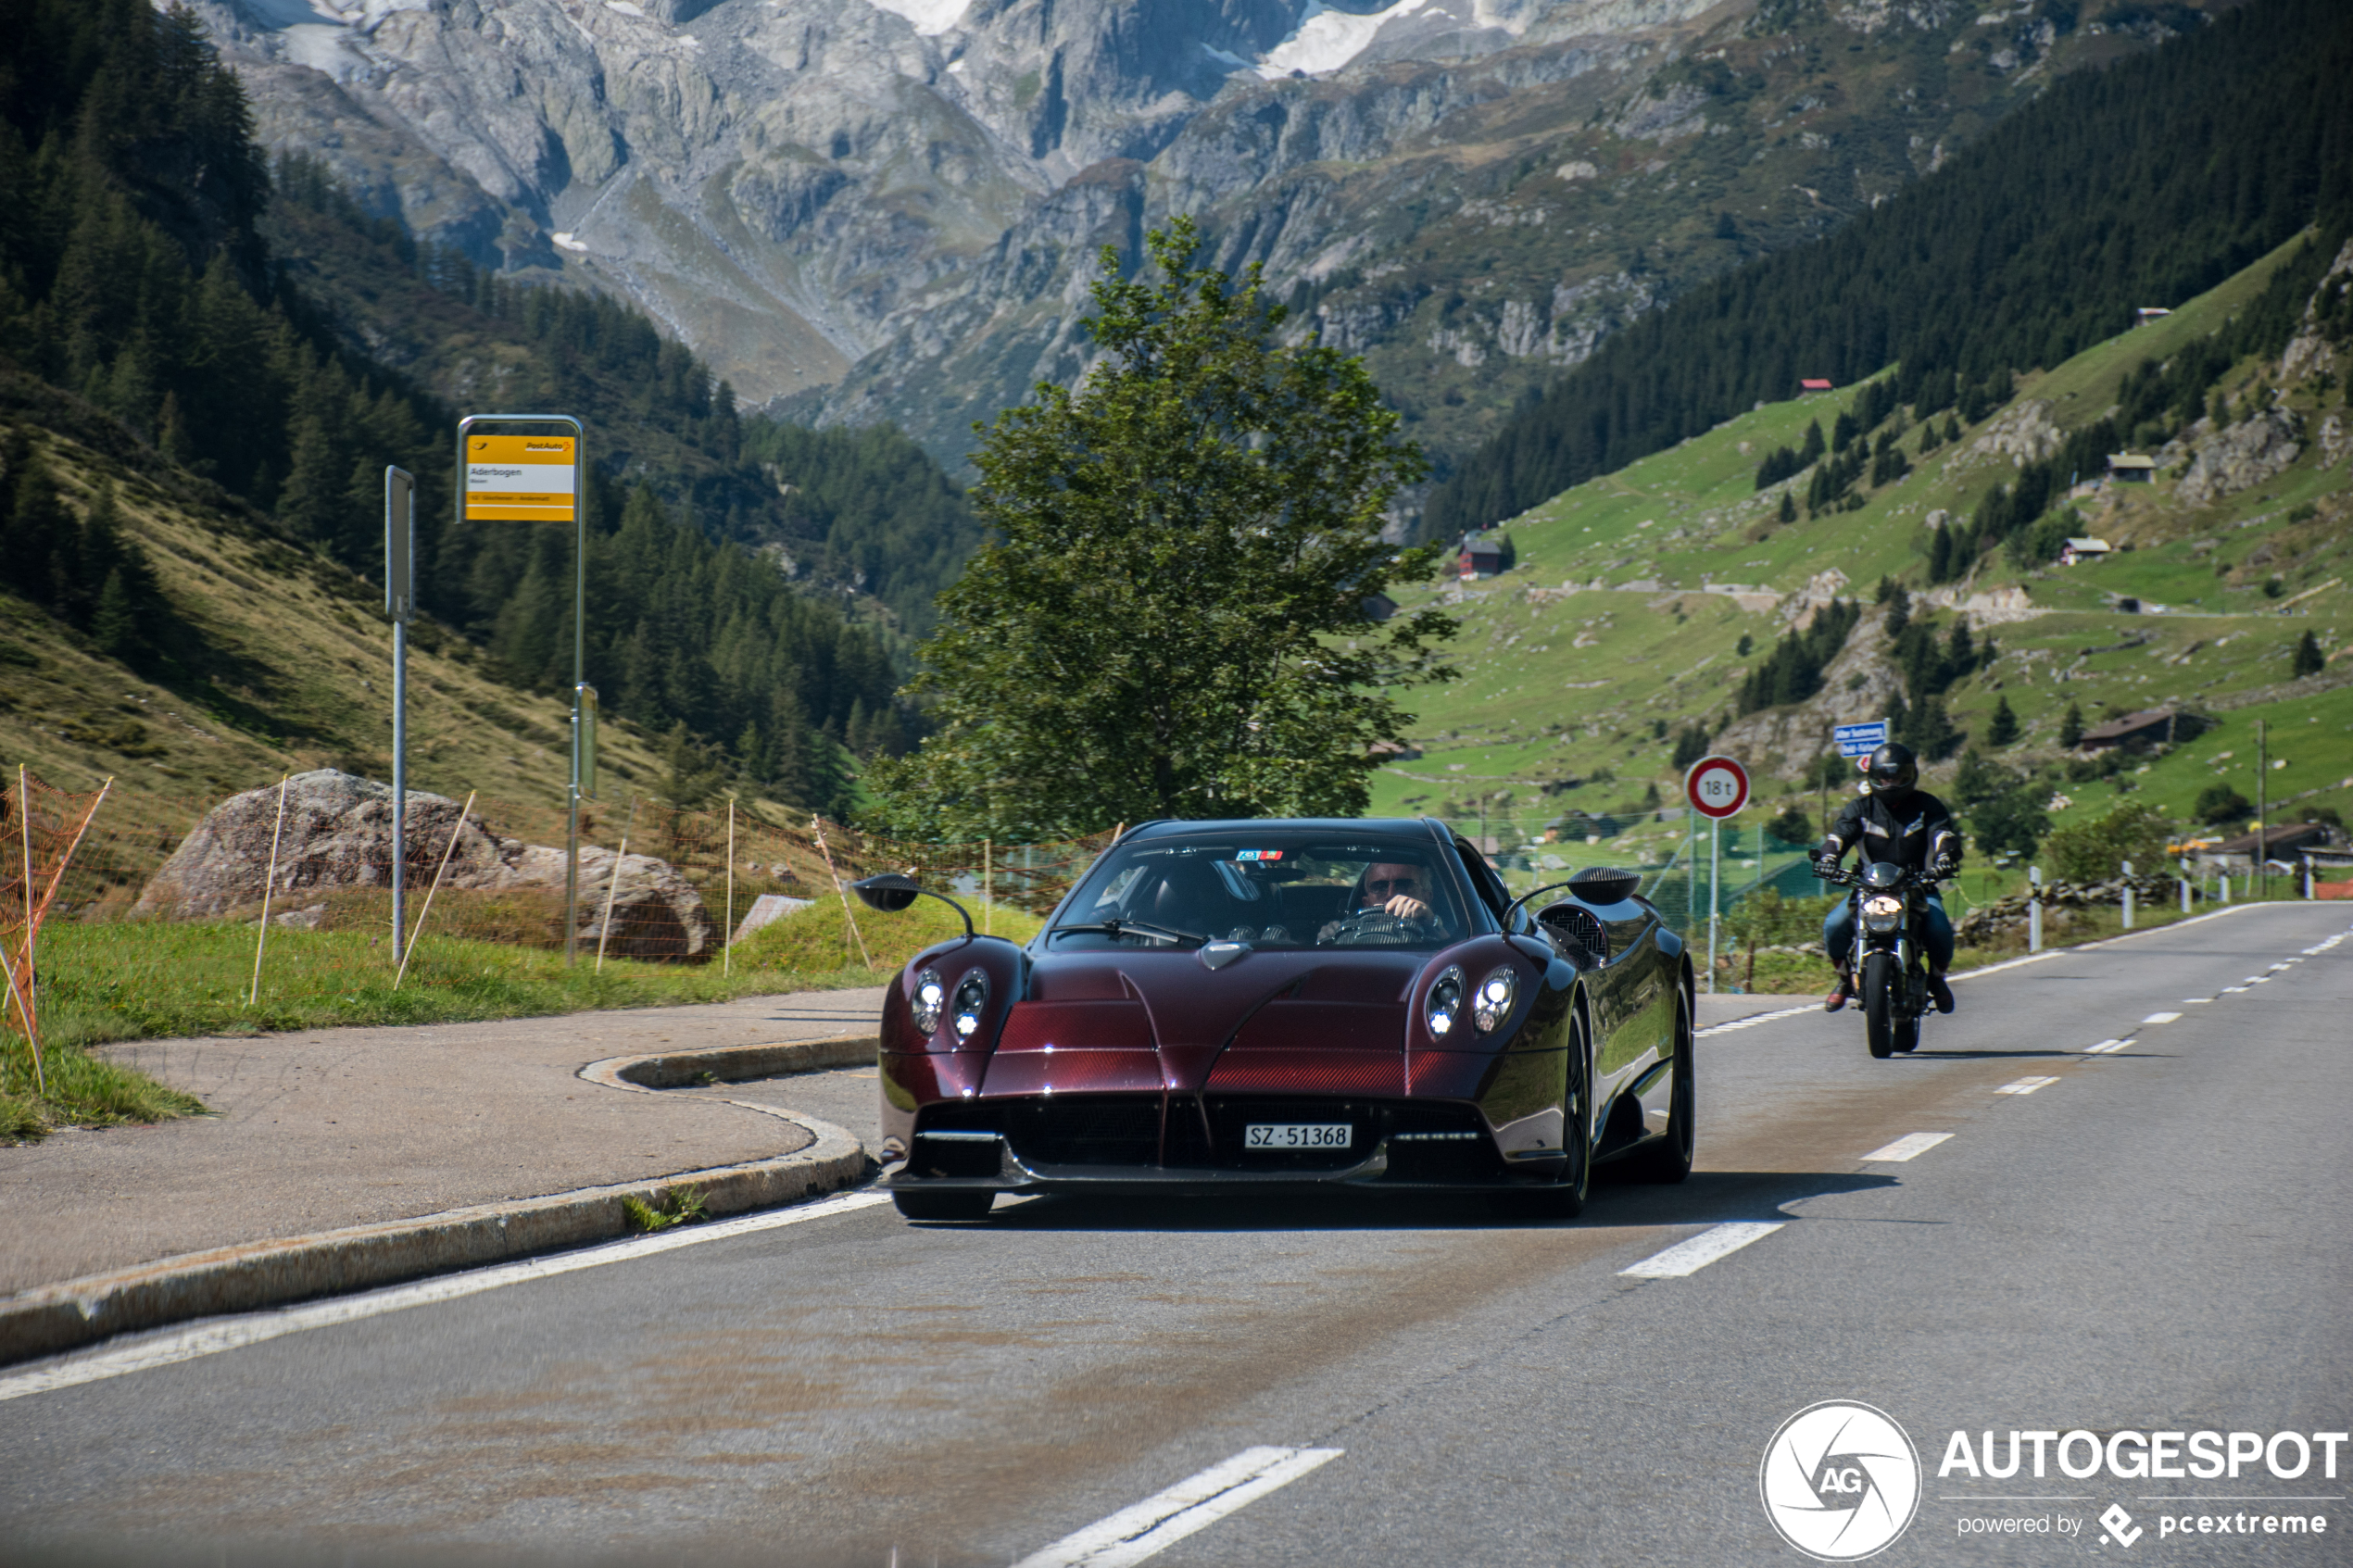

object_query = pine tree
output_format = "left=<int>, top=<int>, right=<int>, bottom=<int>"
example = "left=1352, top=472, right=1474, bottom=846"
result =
left=1777, top=490, right=1796, bottom=524
left=1986, top=695, right=2020, bottom=746
left=2293, top=630, right=2326, bottom=677
left=2058, top=701, right=2085, bottom=748
left=1928, top=524, right=1953, bottom=583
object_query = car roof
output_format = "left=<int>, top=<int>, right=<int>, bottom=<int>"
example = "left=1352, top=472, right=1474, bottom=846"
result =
left=1122, top=818, right=1449, bottom=843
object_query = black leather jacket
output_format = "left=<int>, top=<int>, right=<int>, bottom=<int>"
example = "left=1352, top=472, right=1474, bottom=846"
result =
left=1818, top=788, right=1962, bottom=873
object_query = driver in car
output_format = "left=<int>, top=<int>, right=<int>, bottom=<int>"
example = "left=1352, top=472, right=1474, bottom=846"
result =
left=1317, top=861, right=1433, bottom=943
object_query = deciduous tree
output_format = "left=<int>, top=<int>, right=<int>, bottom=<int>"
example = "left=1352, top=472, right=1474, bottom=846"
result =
left=870, top=219, right=1453, bottom=838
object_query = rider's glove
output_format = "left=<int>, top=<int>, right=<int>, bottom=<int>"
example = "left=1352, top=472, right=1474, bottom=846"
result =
left=1930, top=856, right=1958, bottom=880
left=1814, top=853, right=1842, bottom=878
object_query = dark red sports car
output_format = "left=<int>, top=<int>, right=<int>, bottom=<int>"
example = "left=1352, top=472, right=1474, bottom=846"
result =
left=857, top=818, right=1694, bottom=1220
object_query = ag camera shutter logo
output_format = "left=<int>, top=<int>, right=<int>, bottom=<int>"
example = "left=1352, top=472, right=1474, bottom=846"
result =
left=1760, top=1400, right=1922, bottom=1561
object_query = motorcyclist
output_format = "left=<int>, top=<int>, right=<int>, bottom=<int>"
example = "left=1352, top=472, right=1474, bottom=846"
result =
left=1815, top=742, right=1962, bottom=1014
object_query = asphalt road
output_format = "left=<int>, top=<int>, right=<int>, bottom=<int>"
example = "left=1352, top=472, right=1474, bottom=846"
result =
left=5, top=903, right=2348, bottom=1567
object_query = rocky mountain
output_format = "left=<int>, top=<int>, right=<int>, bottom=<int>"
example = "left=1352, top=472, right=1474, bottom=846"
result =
left=187, top=0, right=2205, bottom=477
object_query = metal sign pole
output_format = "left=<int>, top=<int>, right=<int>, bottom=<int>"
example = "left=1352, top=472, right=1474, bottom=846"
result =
left=385, top=467, right=413, bottom=961
left=456, top=414, right=584, bottom=960
left=1708, top=816, right=1720, bottom=995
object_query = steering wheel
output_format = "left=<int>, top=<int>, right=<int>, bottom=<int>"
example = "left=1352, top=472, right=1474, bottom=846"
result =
left=1325, top=910, right=1419, bottom=946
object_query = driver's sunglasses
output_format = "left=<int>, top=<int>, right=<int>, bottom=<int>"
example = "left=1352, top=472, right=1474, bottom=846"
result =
left=1365, top=876, right=1419, bottom=896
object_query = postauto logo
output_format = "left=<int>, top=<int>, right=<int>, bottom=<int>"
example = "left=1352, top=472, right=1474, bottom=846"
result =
left=1760, top=1401, right=1922, bottom=1561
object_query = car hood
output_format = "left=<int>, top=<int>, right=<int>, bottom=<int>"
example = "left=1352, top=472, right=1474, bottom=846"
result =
left=981, top=946, right=1434, bottom=1098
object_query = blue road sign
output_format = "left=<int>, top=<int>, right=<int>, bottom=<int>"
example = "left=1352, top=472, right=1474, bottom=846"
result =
left=1834, top=720, right=1889, bottom=759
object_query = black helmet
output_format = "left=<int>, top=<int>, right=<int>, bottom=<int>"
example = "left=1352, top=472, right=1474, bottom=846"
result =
left=1865, top=742, right=1919, bottom=797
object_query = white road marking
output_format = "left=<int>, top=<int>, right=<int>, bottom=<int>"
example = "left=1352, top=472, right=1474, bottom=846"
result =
left=2184, top=997, right=2212, bottom=1004
left=2224, top=985, right=2250, bottom=994
left=1618, top=1221, right=1786, bottom=1278
left=2141, top=1011, right=2183, bottom=1024
left=0, top=1189, right=897, bottom=1405
left=1012, top=1446, right=1345, bottom=1568
left=1862, top=1132, right=1954, bottom=1162
left=2082, top=1038, right=2133, bottom=1054
left=1995, top=1076, right=2060, bottom=1095
left=1697, top=1004, right=1816, bottom=1036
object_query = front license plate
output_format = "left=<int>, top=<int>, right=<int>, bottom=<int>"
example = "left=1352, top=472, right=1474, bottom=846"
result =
left=1245, top=1123, right=1353, bottom=1150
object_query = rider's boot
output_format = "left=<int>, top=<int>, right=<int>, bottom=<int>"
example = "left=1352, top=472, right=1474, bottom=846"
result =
left=1927, top=971, right=1956, bottom=1014
left=1823, top=968, right=1854, bottom=1013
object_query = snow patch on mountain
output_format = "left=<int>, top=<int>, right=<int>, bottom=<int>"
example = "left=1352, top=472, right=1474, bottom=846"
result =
left=864, top=0, right=972, bottom=38
left=1259, top=0, right=1433, bottom=77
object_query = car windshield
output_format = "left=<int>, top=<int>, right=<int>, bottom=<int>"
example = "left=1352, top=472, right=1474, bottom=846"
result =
left=1049, top=834, right=1471, bottom=950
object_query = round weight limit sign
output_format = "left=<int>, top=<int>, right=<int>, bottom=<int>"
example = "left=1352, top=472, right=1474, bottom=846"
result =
left=1684, top=755, right=1749, bottom=820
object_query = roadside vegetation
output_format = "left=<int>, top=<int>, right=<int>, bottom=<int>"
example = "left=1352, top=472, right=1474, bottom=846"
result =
left=1, top=896, right=1041, bottom=1142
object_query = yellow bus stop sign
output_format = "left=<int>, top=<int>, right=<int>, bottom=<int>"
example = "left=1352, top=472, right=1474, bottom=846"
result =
left=463, top=434, right=576, bottom=522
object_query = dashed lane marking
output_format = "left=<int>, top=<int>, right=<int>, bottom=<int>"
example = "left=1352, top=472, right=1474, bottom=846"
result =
left=0, top=1189, right=898, bottom=1405
left=2141, top=1011, right=2183, bottom=1024
left=1862, top=1132, right=1955, bottom=1162
left=2224, top=986, right=2250, bottom=994
left=2184, top=998, right=2212, bottom=1004
left=2082, top=1039, right=2133, bottom=1055
left=1618, top=1222, right=1786, bottom=1278
left=1697, top=1004, right=1816, bottom=1037
left=1995, top=1077, right=2061, bottom=1095
left=1011, top=1446, right=1346, bottom=1568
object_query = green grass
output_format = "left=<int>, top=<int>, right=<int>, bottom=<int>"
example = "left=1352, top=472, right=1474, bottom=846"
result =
left=2, top=1036, right=208, bottom=1143
left=27, top=894, right=1043, bottom=1055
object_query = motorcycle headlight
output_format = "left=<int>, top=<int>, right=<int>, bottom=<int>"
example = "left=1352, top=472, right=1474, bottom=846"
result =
left=1473, top=966, right=1518, bottom=1035
left=912, top=968, right=947, bottom=1035
left=1863, top=896, right=1904, bottom=918
left=951, top=971, right=988, bottom=1042
left=1425, top=965, right=1465, bottom=1040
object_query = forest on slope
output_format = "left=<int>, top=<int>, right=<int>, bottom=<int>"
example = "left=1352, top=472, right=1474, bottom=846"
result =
left=1427, top=0, right=2353, bottom=539
left=0, top=0, right=984, bottom=813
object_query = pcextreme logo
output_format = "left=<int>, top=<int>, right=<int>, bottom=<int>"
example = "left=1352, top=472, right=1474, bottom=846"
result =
left=1760, top=1400, right=1923, bottom=1561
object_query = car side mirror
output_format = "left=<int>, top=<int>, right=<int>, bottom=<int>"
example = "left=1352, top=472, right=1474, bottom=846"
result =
left=851, top=872, right=922, bottom=913
left=849, top=872, right=976, bottom=940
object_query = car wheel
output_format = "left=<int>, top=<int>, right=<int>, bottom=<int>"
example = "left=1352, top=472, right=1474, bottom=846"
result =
left=892, top=1188, right=994, bottom=1221
left=1487, top=1006, right=1592, bottom=1220
left=1626, top=987, right=1695, bottom=1184
left=1861, top=950, right=1896, bottom=1060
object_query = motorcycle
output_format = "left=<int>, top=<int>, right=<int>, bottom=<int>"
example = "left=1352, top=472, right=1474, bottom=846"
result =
left=1818, top=861, right=1937, bottom=1059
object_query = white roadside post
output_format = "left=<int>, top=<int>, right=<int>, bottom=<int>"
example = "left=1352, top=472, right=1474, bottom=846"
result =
left=1683, top=755, right=1750, bottom=997
left=2121, top=859, right=2133, bottom=931
left=458, top=415, right=586, bottom=961
left=384, top=466, right=414, bottom=961
left=2029, top=865, right=2043, bottom=952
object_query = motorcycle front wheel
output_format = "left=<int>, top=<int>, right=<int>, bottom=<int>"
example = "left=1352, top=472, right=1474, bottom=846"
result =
left=1861, top=949, right=1896, bottom=1060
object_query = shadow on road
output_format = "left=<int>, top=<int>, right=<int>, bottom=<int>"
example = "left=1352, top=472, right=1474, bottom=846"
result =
left=948, top=1166, right=1902, bottom=1233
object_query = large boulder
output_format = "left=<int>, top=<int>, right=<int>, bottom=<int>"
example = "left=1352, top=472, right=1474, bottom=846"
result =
left=136, top=771, right=716, bottom=960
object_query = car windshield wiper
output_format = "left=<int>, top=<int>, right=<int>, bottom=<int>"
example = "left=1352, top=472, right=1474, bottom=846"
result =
left=1048, top=919, right=1205, bottom=947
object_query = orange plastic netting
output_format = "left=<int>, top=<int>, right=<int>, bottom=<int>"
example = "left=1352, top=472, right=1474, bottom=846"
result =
left=1, top=768, right=113, bottom=1085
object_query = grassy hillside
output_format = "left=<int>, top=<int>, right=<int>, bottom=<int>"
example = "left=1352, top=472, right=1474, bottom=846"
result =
left=0, top=396, right=672, bottom=826
left=1378, top=232, right=2353, bottom=868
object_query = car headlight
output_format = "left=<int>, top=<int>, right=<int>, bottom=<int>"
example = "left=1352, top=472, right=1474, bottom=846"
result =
left=951, top=971, right=988, bottom=1042
left=912, top=968, right=947, bottom=1035
left=1425, top=966, right=1465, bottom=1040
left=1473, top=966, right=1518, bottom=1034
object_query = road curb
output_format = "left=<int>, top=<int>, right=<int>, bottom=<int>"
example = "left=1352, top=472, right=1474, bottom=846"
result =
left=578, top=1031, right=877, bottom=1092
left=0, top=1037, right=880, bottom=1369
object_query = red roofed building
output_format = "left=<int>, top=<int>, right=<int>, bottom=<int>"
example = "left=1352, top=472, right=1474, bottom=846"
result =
left=1799, top=378, right=1833, bottom=393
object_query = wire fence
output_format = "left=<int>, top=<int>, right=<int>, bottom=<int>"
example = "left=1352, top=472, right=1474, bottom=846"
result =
left=4, top=761, right=1907, bottom=1060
